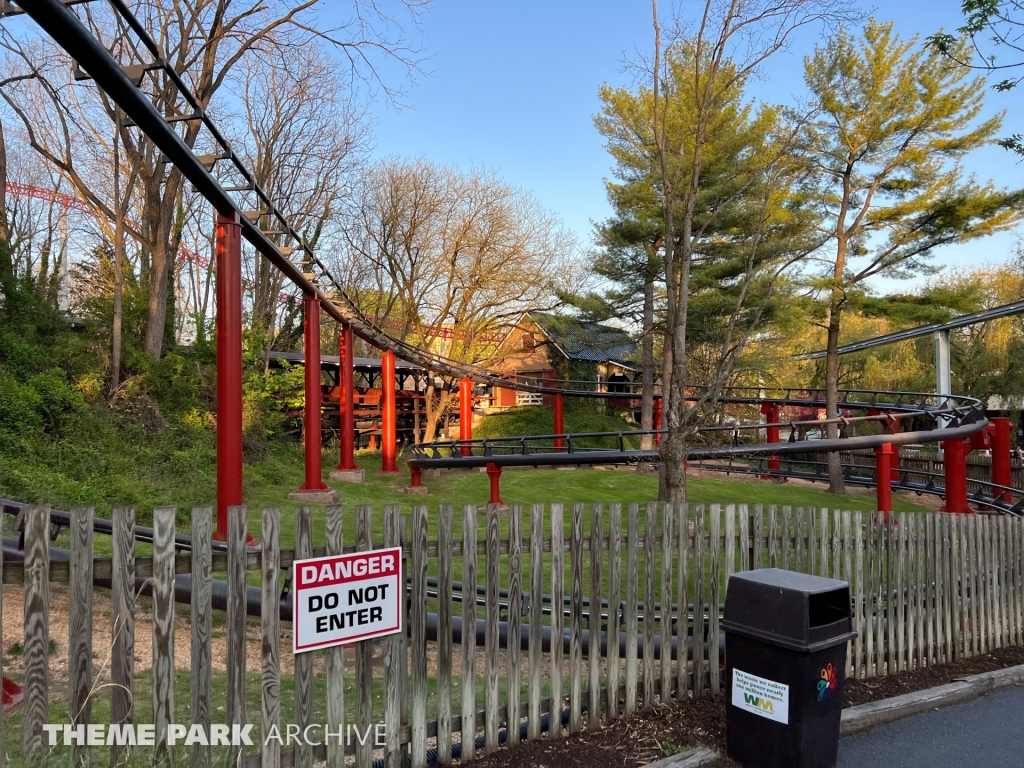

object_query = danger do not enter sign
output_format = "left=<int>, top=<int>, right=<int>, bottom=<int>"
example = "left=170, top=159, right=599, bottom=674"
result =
left=293, top=547, right=403, bottom=653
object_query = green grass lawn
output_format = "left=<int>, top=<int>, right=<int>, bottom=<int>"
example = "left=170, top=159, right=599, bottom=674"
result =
left=245, top=448, right=931, bottom=517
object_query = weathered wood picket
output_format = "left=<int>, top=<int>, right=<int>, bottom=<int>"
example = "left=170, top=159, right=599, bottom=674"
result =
left=3, top=503, right=1024, bottom=767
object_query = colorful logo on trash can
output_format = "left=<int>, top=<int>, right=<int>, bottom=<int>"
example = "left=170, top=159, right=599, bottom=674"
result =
left=817, top=663, right=837, bottom=702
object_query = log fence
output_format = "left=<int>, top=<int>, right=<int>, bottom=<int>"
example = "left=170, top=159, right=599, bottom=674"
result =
left=2, top=503, right=1023, bottom=766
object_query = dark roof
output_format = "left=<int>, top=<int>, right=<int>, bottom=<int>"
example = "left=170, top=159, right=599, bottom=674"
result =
left=530, top=313, right=639, bottom=368
left=268, top=351, right=423, bottom=371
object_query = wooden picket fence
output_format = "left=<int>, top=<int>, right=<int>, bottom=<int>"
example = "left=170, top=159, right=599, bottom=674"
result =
left=2, top=503, right=1024, bottom=767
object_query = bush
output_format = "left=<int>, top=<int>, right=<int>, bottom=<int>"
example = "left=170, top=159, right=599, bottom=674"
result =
left=0, top=373, right=42, bottom=433
left=28, top=368, right=83, bottom=433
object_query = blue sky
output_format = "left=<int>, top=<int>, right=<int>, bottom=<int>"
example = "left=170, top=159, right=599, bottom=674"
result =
left=356, top=1, right=1024, bottom=294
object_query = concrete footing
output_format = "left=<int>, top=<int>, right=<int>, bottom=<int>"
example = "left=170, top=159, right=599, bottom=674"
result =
left=287, top=488, right=339, bottom=504
left=328, top=468, right=366, bottom=484
left=400, top=486, right=429, bottom=496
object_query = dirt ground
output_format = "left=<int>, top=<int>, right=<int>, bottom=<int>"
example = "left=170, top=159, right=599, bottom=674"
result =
left=462, top=646, right=1024, bottom=768
left=0, top=582, right=295, bottom=697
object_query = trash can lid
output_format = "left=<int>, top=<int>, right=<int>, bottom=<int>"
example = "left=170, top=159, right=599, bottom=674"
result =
left=722, top=568, right=856, bottom=652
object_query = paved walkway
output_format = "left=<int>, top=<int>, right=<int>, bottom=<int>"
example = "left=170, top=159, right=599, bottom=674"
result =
left=838, top=684, right=1024, bottom=768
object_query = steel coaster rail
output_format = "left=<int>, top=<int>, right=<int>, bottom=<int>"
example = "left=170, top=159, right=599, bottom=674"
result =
left=410, top=390, right=985, bottom=458
left=691, top=455, right=1024, bottom=515
left=409, top=392, right=990, bottom=480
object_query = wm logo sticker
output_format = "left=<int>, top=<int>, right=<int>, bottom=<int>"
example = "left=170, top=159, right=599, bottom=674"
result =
left=733, top=669, right=789, bottom=724
left=743, top=693, right=775, bottom=713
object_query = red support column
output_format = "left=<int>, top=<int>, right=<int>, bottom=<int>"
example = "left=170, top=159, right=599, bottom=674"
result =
left=554, top=392, right=565, bottom=452
left=215, top=212, right=243, bottom=541
left=486, top=463, right=504, bottom=505
left=335, top=324, right=358, bottom=471
left=888, top=414, right=901, bottom=483
left=875, top=443, right=893, bottom=516
left=289, top=296, right=337, bottom=503
left=653, top=396, right=663, bottom=448
left=380, top=350, right=399, bottom=473
left=410, top=467, right=422, bottom=487
left=460, top=376, right=473, bottom=457
left=760, top=402, right=780, bottom=479
left=991, top=416, right=1013, bottom=503
left=302, top=295, right=327, bottom=490
left=940, top=438, right=971, bottom=513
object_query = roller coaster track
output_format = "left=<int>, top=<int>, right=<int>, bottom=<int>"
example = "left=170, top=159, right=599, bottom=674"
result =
left=406, top=387, right=1018, bottom=512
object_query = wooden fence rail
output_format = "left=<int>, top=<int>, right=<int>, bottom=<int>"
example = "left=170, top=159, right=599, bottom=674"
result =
left=3, top=503, right=1023, bottom=766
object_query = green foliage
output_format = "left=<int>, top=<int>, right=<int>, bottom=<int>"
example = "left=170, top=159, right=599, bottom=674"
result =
left=592, top=38, right=814, bottom=387
left=0, top=245, right=306, bottom=519
left=800, top=19, right=1023, bottom=290
left=927, top=1, right=1024, bottom=155
left=141, top=352, right=213, bottom=418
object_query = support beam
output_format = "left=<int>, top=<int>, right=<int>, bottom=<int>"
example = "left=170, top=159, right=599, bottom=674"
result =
left=330, top=324, right=363, bottom=483
left=874, top=443, right=893, bottom=515
left=460, top=377, right=473, bottom=457
left=215, top=212, right=243, bottom=541
left=486, top=463, right=504, bottom=505
left=990, top=416, right=1012, bottom=502
left=380, top=350, right=399, bottom=473
left=760, top=402, right=780, bottom=479
left=935, top=329, right=952, bottom=431
left=940, top=438, right=971, bottom=513
left=289, top=295, right=337, bottom=504
left=888, top=414, right=901, bottom=483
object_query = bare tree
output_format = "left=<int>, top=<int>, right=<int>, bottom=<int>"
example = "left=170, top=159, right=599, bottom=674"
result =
left=230, top=40, right=370, bottom=371
left=0, top=0, right=429, bottom=359
left=340, top=158, right=578, bottom=441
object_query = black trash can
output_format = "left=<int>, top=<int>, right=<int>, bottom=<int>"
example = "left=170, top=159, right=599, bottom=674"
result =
left=724, top=568, right=857, bottom=768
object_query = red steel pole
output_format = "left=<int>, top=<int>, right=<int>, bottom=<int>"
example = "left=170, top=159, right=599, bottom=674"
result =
left=380, top=350, right=399, bottom=472
left=941, top=438, right=971, bottom=513
left=486, top=463, right=504, bottom=505
left=298, top=293, right=328, bottom=492
left=653, top=396, right=663, bottom=447
left=460, top=376, right=473, bottom=457
left=874, top=443, right=893, bottom=515
left=335, top=324, right=357, bottom=471
left=761, top=402, right=780, bottom=478
left=215, top=212, right=243, bottom=541
left=990, top=416, right=1012, bottom=502
left=554, top=392, right=565, bottom=452
left=888, top=414, right=901, bottom=483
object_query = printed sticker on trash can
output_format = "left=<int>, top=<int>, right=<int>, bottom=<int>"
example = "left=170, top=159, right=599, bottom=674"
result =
left=732, top=668, right=789, bottom=724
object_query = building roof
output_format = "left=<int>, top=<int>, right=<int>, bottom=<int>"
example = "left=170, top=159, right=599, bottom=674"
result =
left=529, top=313, right=639, bottom=368
left=268, top=351, right=423, bottom=371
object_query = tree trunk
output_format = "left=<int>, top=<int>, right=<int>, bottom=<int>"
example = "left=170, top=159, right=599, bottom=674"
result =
left=111, top=217, right=125, bottom=392
left=423, top=382, right=451, bottom=444
left=263, top=304, right=278, bottom=376
left=144, top=236, right=172, bottom=359
left=0, top=118, right=12, bottom=307
left=640, top=276, right=655, bottom=449
left=0, top=117, right=7, bottom=245
left=657, top=332, right=673, bottom=500
left=825, top=298, right=845, bottom=493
